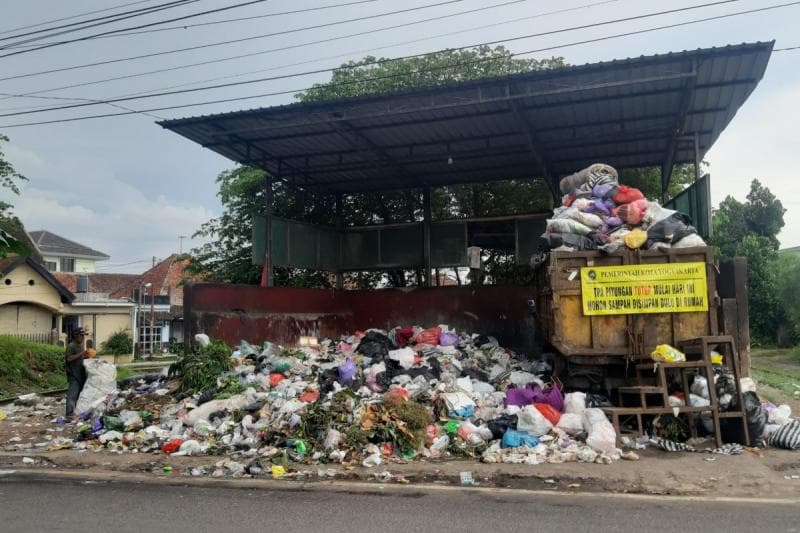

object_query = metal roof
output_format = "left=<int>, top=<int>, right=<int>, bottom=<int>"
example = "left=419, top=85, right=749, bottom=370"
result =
left=160, top=42, right=773, bottom=194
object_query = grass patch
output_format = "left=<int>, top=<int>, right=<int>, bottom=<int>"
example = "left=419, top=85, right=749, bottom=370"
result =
left=115, top=366, right=136, bottom=382
left=751, top=347, right=800, bottom=400
left=0, top=335, right=67, bottom=397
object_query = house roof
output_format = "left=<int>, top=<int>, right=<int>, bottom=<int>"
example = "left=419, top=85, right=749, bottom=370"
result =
left=139, top=254, right=195, bottom=304
left=160, top=42, right=773, bottom=195
left=29, top=230, right=110, bottom=260
left=1, top=255, right=75, bottom=303
left=53, top=272, right=140, bottom=299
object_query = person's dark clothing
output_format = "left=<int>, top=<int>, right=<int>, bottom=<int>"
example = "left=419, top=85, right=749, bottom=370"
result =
left=65, top=342, right=86, bottom=416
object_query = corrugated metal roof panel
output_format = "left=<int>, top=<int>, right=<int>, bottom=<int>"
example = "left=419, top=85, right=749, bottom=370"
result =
left=161, top=42, right=773, bottom=193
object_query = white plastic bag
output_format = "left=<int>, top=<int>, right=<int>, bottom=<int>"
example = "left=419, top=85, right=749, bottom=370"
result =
left=388, top=347, right=416, bottom=370
left=583, top=408, right=616, bottom=454
left=516, top=405, right=553, bottom=437
left=690, top=375, right=709, bottom=399
left=75, top=359, right=117, bottom=415
left=563, top=392, right=586, bottom=416
left=556, top=413, right=584, bottom=435
left=769, top=404, right=792, bottom=427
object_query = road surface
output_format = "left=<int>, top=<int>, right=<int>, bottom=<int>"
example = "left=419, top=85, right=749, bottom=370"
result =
left=1, top=477, right=796, bottom=532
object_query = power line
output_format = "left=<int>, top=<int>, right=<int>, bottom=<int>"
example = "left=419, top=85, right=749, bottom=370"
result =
left=774, top=45, right=800, bottom=51
left=0, top=0, right=270, bottom=57
left=1, top=0, right=615, bottom=111
left=0, top=0, right=749, bottom=118
left=0, top=0, right=471, bottom=82
left=0, top=0, right=198, bottom=47
left=2, top=0, right=384, bottom=49
left=0, top=0, right=792, bottom=128
left=0, top=0, right=533, bottom=101
left=0, top=0, right=161, bottom=36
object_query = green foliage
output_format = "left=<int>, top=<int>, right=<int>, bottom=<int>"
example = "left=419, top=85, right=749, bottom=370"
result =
left=711, top=179, right=787, bottom=344
left=0, top=135, right=29, bottom=260
left=619, top=163, right=699, bottom=201
left=169, top=340, right=231, bottom=394
left=101, top=330, right=133, bottom=355
left=214, top=375, right=246, bottom=399
left=0, top=335, right=67, bottom=397
left=776, top=254, right=800, bottom=345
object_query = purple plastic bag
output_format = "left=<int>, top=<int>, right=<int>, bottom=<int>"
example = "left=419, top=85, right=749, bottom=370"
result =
left=439, top=331, right=459, bottom=347
left=592, top=183, right=618, bottom=199
left=338, top=358, right=357, bottom=383
left=506, top=385, right=537, bottom=407
left=91, top=417, right=103, bottom=434
left=531, top=385, right=564, bottom=412
left=605, top=216, right=623, bottom=227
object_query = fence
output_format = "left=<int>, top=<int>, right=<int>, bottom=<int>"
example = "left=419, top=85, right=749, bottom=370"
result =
left=7, top=332, right=56, bottom=345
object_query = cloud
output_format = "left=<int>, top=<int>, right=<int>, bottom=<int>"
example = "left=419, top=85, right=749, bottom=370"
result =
left=5, top=144, right=216, bottom=273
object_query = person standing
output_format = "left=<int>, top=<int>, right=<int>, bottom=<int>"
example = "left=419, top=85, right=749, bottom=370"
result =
left=65, top=329, right=89, bottom=418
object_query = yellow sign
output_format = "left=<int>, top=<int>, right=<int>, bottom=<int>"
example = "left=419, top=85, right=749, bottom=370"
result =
left=581, top=262, right=708, bottom=315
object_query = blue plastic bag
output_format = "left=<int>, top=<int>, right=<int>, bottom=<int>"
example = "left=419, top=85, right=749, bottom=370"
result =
left=501, top=429, right=539, bottom=448
left=338, top=357, right=357, bottom=383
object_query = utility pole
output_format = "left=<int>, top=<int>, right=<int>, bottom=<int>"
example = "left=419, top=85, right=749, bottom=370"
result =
left=179, top=235, right=187, bottom=254
left=150, top=284, right=155, bottom=357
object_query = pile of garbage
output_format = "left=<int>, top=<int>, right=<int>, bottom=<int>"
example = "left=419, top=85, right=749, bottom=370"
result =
left=538, top=163, right=706, bottom=254
left=63, top=327, right=627, bottom=472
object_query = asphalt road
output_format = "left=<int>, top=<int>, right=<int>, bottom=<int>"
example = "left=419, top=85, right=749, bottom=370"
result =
left=1, top=477, right=797, bottom=533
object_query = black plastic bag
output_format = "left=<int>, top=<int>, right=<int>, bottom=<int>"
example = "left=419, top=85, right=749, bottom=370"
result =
left=355, top=331, right=392, bottom=361
left=488, top=414, right=518, bottom=440
left=585, top=393, right=614, bottom=408
left=646, top=213, right=697, bottom=246
left=537, top=232, right=598, bottom=253
left=743, top=391, right=768, bottom=446
left=714, top=367, right=738, bottom=411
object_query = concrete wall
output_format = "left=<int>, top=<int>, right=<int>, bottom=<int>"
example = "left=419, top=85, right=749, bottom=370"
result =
left=184, top=284, right=537, bottom=352
left=0, top=303, right=53, bottom=335
left=0, top=263, right=64, bottom=311
left=64, top=307, right=132, bottom=351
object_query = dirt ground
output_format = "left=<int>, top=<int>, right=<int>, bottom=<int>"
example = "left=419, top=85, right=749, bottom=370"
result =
left=2, top=394, right=799, bottom=499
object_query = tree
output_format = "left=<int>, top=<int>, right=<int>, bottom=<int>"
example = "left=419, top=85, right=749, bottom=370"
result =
left=191, top=47, right=565, bottom=286
left=776, top=253, right=800, bottom=345
left=0, top=134, right=29, bottom=258
left=711, top=179, right=786, bottom=344
left=619, top=163, right=701, bottom=201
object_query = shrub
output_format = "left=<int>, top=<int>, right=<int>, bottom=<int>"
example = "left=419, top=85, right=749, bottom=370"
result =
left=102, top=330, right=133, bottom=355
left=168, top=339, right=230, bottom=394
left=0, top=335, right=67, bottom=397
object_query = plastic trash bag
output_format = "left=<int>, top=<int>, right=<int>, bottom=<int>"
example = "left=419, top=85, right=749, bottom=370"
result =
left=76, top=359, right=117, bottom=415
left=624, top=228, right=648, bottom=249
left=559, top=163, right=618, bottom=195
left=536, top=232, right=598, bottom=253
left=583, top=408, right=617, bottom=454
left=651, top=344, right=686, bottom=363
left=612, top=185, right=645, bottom=205
left=673, top=234, right=706, bottom=248
left=439, top=331, right=459, bottom=347
left=768, top=404, right=792, bottom=427
left=646, top=212, right=697, bottom=245
left=554, top=206, right=605, bottom=229
left=556, top=413, right=584, bottom=435
left=532, top=385, right=563, bottom=412
left=585, top=393, right=614, bottom=408
left=338, top=358, right=357, bottom=383
left=690, top=375, right=709, bottom=399
left=355, top=331, right=392, bottom=360
left=487, top=414, right=517, bottom=440
left=768, top=420, right=800, bottom=450
left=613, top=198, right=649, bottom=225
left=442, top=392, right=476, bottom=418
left=194, top=333, right=210, bottom=347
left=563, top=392, right=587, bottom=415
left=743, top=391, right=768, bottom=446
left=592, top=182, right=618, bottom=199
left=546, top=218, right=593, bottom=236
left=388, top=347, right=416, bottom=369
left=534, top=403, right=560, bottom=425
left=501, top=429, right=540, bottom=448
left=415, top=327, right=441, bottom=346
left=516, top=405, right=553, bottom=437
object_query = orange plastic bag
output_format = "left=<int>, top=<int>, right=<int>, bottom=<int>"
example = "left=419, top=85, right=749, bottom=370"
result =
left=161, top=438, right=184, bottom=454
left=612, top=184, right=645, bottom=204
left=415, top=327, right=441, bottom=346
left=269, top=373, right=285, bottom=387
left=299, top=390, right=320, bottom=403
left=534, top=403, right=561, bottom=425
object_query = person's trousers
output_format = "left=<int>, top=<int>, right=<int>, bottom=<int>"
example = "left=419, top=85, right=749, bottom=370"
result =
left=66, top=376, right=85, bottom=416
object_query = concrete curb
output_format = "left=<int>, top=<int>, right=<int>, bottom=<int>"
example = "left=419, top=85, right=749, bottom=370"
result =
left=2, top=467, right=799, bottom=505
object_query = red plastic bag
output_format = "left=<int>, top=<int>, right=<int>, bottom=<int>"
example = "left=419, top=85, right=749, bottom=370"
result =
left=269, top=373, right=285, bottom=387
left=534, top=403, right=561, bottom=425
left=415, top=327, right=441, bottom=346
left=161, top=438, right=184, bottom=454
left=612, top=185, right=645, bottom=205
left=394, top=326, right=414, bottom=347
left=613, top=198, right=649, bottom=225
left=562, top=193, right=576, bottom=207
left=299, top=390, right=320, bottom=403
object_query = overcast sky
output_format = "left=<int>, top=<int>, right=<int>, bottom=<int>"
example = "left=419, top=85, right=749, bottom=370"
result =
left=1, top=0, right=798, bottom=272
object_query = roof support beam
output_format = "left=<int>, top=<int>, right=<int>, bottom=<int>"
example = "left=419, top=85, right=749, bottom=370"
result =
left=327, top=119, right=427, bottom=188
left=661, top=65, right=698, bottom=203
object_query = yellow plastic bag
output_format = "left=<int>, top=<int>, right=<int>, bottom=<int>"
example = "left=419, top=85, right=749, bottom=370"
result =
left=0, top=410, right=6, bottom=421
left=651, top=344, right=686, bottom=363
left=624, top=228, right=647, bottom=249
left=711, top=351, right=723, bottom=365
left=271, top=465, right=286, bottom=478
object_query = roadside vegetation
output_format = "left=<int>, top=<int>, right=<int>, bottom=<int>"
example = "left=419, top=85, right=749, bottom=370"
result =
left=750, top=348, right=800, bottom=404
left=0, top=335, right=66, bottom=398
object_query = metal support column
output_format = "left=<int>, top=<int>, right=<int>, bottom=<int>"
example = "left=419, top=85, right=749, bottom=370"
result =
left=693, top=132, right=701, bottom=182
left=335, top=193, right=344, bottom=290
left=422, top=188, right=432, bottom=288
left=262, top=176, right=274, bottom=287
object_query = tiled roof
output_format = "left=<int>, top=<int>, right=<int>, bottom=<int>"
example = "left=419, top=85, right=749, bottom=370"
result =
left=138, top=254, right=196, bottom=305
left=29, top=230, right=110, bottom=259
left=54, top=272, right=140, bottom=298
